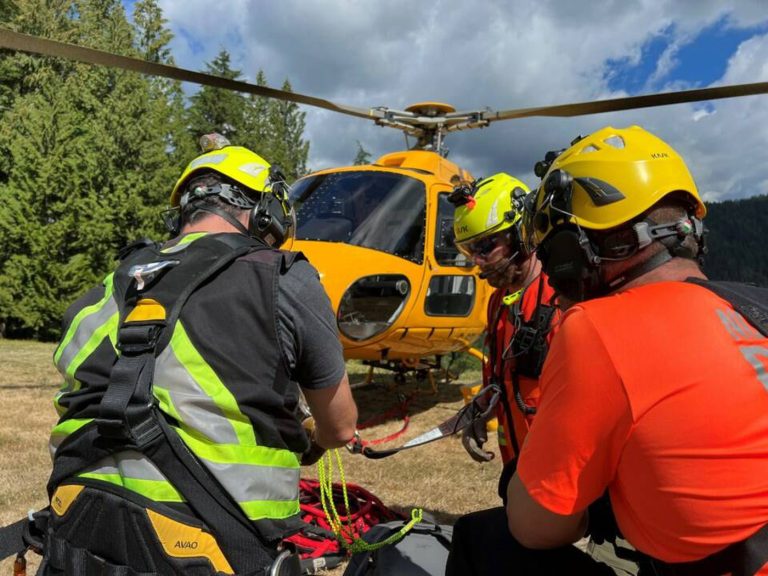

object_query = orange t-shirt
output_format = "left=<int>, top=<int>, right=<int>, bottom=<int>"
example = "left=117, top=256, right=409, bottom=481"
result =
left=484, top=273, right=558, bottom=464
left=517, top=281, right=768, bottom=565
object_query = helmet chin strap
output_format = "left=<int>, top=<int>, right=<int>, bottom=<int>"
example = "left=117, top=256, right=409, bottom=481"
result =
left=193, top=205, right=255, bottom=239
left=600, top=249, right=673, bottom=295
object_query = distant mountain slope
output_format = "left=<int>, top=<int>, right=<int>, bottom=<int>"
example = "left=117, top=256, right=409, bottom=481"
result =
left=703, top=194, right=768, bottom=284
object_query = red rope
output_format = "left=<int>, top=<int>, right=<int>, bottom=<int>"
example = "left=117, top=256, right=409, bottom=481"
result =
left=285, top=479, right=404, bottom=559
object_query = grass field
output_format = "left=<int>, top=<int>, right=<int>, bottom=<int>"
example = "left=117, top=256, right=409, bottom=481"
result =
left=0, top=340, right=500, bottom=574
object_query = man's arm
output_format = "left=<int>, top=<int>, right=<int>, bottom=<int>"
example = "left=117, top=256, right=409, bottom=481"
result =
left=506, top=473, right=587, bottom=549
left=302, top=373, right=357, bottom=448
left=277, top=259, right=358, bottom=448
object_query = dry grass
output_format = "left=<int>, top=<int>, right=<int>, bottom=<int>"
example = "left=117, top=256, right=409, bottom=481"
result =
left=0, top=341, right=501, bottom=574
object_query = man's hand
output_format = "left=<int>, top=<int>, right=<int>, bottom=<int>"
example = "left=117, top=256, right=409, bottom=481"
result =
left=462, top=416, right=495, bottom=462
left=300, top=416, right=326, bottom=466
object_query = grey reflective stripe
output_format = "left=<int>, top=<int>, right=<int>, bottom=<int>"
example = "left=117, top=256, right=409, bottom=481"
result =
left=717, top=308, right=761, bottom=342
left=55, top=295, right=118, bottom=375
left=204, top=460, right=300, bottom=503
left=84, top=450, right=169, bottom=481
left=154, top=345, right=239, bottom=444
left=739, top=345, right=768, bottom=390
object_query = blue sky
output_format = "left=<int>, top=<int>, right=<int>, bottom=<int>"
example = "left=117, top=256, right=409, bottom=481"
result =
left=606, top=17, right=768, bottom=92
left=123, top=1, right=768, bottom=202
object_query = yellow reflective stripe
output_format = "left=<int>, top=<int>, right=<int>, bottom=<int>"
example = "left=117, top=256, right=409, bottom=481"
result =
left=162, top=232, right=207, bottom=253
left=54, top=273, right=116, bottom=366
left=61, top=314, right=119, bottom=395
left=240, top=498, right=300, bottom=521
left=51, top=418, right=93, bottom=438
left=175, top=426, right=298, bottom=468
left=77, top=473, right=184, bottom=502
left=170, top=322, right=256, bottom=446
left=153, top=385, right=183, bottom=423
left=497, top=424, right=507, bottom=446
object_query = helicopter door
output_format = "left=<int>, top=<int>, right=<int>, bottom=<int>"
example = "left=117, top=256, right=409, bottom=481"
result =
left=423, top=190, right=476, bottom=318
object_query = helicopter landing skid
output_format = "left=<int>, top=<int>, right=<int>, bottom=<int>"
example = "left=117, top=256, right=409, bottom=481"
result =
left=361, top=357, right=454, bottom=394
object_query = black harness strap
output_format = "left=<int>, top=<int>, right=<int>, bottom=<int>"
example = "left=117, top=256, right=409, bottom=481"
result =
left=650, top=523, right=768, bottom=576
left=0, top=518, right=27, bottom=561
left=687, top=277, right=768, bottom=337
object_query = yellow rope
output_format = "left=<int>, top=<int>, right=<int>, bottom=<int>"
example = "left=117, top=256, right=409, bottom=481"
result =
left=317, top=449, right=423, bottom=554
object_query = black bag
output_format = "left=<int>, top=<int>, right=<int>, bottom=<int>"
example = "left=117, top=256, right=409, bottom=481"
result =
left=343, top=521, right=453, bottom=576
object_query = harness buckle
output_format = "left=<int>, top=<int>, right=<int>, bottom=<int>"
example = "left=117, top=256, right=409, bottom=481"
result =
left=116, top=323, right=163, bottom=355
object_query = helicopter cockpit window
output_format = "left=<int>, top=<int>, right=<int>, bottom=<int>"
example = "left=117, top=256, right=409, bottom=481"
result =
left=434, top=193, right=472, bottom=267
left=290, top=171, right=426, bottom=264
left=424, top=275, right=475, bottom=317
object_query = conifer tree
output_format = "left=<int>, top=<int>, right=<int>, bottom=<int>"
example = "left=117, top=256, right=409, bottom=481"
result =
left=353, top=140, right=372, bottom=165
left=187, top=50, right=246, bottom=143
left=132, top=0, right=195, bottom=189
left=0, top=0, right=176, bottom=338
left=267, top=79, right=309, bottom=181
left=240, top=69, right=273, bottom=160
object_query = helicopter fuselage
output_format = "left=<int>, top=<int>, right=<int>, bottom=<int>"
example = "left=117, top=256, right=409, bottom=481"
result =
left=287, top=150, right=493, bottom=362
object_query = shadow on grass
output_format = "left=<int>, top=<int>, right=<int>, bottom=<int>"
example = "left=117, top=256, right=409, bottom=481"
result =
left=348, top=369, right=481, bottom=433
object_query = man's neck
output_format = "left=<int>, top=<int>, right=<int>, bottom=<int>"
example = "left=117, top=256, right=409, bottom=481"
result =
left=617, top=257, right=707, bottom=292
left=180, top=214, right=246, bottom=235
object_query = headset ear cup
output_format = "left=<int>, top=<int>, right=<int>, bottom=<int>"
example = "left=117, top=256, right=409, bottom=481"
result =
left=249, top=205, right=286, bottom=247
left=540, top=229, right=601, bottom=302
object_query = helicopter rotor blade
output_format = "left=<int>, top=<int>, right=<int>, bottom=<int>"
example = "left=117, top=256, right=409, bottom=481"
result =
left=2, top=28, right=768, bottom=140
left=485, top=82, right=768, bottom=122
left=0, top=28, right=378, bottom=121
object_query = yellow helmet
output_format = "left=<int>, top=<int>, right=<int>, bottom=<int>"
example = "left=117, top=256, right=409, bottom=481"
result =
left=528, top=126, right=707, bottom=301
left=451, top=173, right=530, bottom=258
left=168, top=134, right=295, bottom=247
left=171, top=138, right=272, bottom=208
left=529, top=125, right=706, bottom=247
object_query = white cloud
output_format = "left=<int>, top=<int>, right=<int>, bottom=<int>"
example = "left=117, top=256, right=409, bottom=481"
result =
left=156, top=0, right=768, bottom=201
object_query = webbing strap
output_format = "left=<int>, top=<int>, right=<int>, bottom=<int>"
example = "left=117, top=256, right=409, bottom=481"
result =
left=141, top=416, right=277, bottom=571
left=0, top=518, right=26, bottom=561
left=348, top=385, right=501, bottom=459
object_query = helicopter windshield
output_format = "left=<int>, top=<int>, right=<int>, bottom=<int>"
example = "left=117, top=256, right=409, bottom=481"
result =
left=290, top=171, right=426, bottom=264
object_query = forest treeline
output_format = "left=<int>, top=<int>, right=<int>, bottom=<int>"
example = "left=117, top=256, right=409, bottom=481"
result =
left=702, top=194, right=768, bottom=285
left=0, top=1, right=765, bottom=341
left=0, top=0, right=309, bottom=339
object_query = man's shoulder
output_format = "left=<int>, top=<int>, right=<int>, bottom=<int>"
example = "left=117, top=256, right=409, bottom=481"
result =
left=566, top=280, right=727, bottom=329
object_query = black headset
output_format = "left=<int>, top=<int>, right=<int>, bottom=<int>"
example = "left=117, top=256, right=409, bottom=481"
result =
left=246, top=166, right=293, bottom=247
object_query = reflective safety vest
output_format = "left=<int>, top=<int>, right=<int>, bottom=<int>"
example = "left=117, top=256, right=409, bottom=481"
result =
left=49, top=232, right=307, bottom=571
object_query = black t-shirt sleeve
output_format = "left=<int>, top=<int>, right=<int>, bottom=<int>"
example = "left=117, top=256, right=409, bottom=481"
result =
left=277, top=259, right=346, bottom=389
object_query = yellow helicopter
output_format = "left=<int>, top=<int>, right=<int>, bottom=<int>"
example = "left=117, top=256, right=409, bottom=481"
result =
left=285, top=102, right=487, bottom=385
left=2, top=29, right=767, bottom=385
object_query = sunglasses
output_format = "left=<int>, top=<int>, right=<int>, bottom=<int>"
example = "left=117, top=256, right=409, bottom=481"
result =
left=458, top=232, right=511, bottom=258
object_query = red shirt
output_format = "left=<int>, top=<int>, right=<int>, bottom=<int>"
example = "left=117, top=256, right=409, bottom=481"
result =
left=518, top=281, right=768, bottom=565
left=484, top=273, right=557, bottom=464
